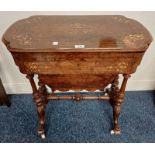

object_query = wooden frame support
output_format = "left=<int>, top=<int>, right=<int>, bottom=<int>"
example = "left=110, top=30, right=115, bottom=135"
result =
left=26, top=73, right=130, bottom=139
left=110, top=74, right=131, bottom=135
left=47, top=94, right=110, bottom=101
left=26, top=74, right=46, bottom=139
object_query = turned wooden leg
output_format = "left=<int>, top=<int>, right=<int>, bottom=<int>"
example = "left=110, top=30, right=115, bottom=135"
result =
left=33, top=92, right=45, bottom=139
left=38, top=76, right=48, bottom=106
left=111, top=74, right=131, bottom=135
left=26, top=74, right=46, bottom=139
left=110, top=75, right=119, bottom=106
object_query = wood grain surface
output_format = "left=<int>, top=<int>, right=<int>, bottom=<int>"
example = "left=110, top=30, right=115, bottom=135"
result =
left=3, top=15, right=152, bottom=52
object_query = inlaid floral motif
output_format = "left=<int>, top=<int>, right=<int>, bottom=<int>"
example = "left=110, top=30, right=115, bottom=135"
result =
left=123, top=34, right=144, bottom=47
left=13, top=34, right=32, bottom=47
left=23, top=61, right=129, bottom=74
left=112, top=16, right=130, bottom=24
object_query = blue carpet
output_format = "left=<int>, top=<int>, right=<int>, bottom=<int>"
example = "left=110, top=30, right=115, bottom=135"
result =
left=0, top=91, right=155, bottom=143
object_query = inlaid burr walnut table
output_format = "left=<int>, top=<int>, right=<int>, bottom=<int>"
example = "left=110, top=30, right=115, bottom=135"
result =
left=2, top=15, right=152, bottom=139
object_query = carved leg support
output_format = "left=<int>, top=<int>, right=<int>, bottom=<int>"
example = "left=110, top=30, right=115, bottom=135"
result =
left=38, top=76, right=48, bottom=106
left=110, top=75, right=119, bottom=106
left=26, top=74, right=46, bottom=139
left=111, top=74, right=131, bottom=135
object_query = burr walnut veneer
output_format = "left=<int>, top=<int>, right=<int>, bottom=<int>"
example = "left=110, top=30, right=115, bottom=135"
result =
left=2, top=15, right=152, bottom=139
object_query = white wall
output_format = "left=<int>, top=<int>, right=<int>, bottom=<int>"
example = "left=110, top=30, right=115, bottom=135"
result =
left=0, top=11, right=155, bottom=94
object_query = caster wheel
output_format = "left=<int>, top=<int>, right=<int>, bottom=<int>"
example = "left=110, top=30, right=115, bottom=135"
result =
left=40, top=134, right=46, bottom=139
left=110, top=129, right=121, bottom=135
left=110, top=130, right=115, bottom=135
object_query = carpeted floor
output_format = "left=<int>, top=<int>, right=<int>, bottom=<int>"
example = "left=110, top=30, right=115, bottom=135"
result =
left=0, top=91, right=155, bottom=143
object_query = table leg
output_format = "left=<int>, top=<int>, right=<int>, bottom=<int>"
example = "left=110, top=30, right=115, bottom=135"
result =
left=110, top=74, right=131, bottom=135
left=110, top=75, right=119, bottom=106
left=26, top=74, right=46, bottom=139
left=38, top=76, right=48, bottom=106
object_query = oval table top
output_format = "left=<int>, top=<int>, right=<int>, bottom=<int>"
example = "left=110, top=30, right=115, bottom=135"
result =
left=2, top=15, right=153, bottom=52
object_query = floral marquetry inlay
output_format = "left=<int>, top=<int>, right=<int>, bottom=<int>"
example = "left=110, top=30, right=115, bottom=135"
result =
left=23, top=60, right=130, bottom=74
left=112, top=16, right=131, bottom=24
left=68, top=23, right=93, bottom=34
left=3, top=15, right=152, bottom=50
left=123, top=34, right=144, bottom=47
left=13, top=34, right=32, bottom=47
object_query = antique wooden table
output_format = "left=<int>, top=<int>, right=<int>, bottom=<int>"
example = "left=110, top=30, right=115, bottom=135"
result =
left=2, top=15, right=152, bottom=139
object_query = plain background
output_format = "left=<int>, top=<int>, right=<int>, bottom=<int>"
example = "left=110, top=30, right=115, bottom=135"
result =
left=0, top=11, right=155, bottom=94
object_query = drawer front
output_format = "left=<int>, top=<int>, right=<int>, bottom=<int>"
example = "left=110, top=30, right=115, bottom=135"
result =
left=12, top=52, right=144, bottom=75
